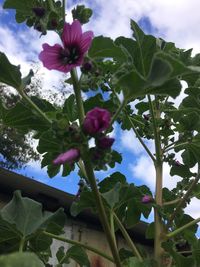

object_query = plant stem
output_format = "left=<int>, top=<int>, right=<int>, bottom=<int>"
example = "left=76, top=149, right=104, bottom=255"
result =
left=163, top=198, right=181, bottom=206
left=166, top=217, right=200, bottom=238
left=83, top=159, right=122, bottom=267
left=166, top=165, right=200, bottom=229
left=70, top=68, right=122, bottom=267
left=113, top=213, right=143, bottom=262
left=110, top=211, right=117, bottom=248
left=62, top=0, right=66, bottom=24
left=148, top=95, right=163, bottom=267
left=43, top=231, right=114, bottom=262
left=19, top=238, right=25, bottom=252
left=127, top=115, right=156, bottom=162
left=164, top=141, right=190, bottom=153
left=70, top=69, right=85, bottom=123
left=20, top=90, right=52, bottom=124
left=105, top=99, right=127, bottom=134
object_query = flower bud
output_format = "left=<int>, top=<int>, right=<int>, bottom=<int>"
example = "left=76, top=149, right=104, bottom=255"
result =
left=32, top=7, right=45, bottom=17
left=98, top=136, right=115, bottom=149
left=142, top=195, right=153, bottom=204
left=83, top=107, right=111, bottom=135
left=174, top=160, right=181, bottom=166
left=53, top=148, right=80, bottom=165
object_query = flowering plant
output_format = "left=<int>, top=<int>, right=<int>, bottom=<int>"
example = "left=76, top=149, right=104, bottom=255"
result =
left=1, top=1, right=200, bottom=267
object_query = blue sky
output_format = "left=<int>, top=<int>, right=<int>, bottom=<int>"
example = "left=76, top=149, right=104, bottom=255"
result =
left=1, top=0, right=200, bottom=227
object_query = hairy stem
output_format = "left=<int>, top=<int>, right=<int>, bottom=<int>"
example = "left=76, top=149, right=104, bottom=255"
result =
left=62, top=0, right=66, bottom=24
left=166, top=165, right=200, bottom=229
left=110, top=211, right=117, bottom=248
left=163, top=198, right=181, bottom=206
left=19, top=238, right=25, bottom=252
left=148, top=95, right=163, bottom=267
left=105, top=99, right=127, bottom=134
left=166, top=217, right=200, bottom=238
left=70, top=68, right=122, bottom=267
left=127, top=115, right=156, bottom=162
left=113, top=213, right=143, bottom=262
left=43, top=231, right=114, bottom=262
left=20, top=90, right=52, bottom=124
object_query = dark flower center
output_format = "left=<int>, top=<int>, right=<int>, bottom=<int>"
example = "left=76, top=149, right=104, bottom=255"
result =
left=60, top=46, right=80, bottom=65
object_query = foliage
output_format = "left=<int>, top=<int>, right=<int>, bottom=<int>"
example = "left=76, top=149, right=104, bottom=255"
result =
left=1, top=0, right=200, bottom=267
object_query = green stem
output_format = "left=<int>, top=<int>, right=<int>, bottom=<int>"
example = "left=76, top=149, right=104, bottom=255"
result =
left=70, top=69, right=85, bottom=123
left=70, top=68, right=122, bottom=267
left=166, top=165, right=200, bottom=229
left=164, top=141, right=190, bottom=153
left=20, top=90, right=51, bottom=124
left=19, top=238, right=25, bottom=252
left=62, top=0, right=66, bottom=24
left=83, top=160, right=122, bottom=267
left=127, top=115, right=156, bottom=162
left=110, top=211, right=117, bottom=247
left=113, top=213, right=143, bottom=262
left=105, top=99, right=127, bottom=134
left=166, top=217, right=200, bottom=238
left=163, top=198, right=181, bottom=206
left=43, top=231, right=114, bottom=262
left=148, top=96, right=163, bottom=267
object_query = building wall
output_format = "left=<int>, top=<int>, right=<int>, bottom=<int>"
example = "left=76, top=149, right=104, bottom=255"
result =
left=49, top=218, right=153, bottom=267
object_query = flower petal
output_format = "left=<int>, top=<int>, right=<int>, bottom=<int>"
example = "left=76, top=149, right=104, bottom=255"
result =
left=39, top=43, right=62, bottom=69
left=39, top=43, right=74, bottom=73
left=79, top=31, right=94, bottom=53
left=62, top=20, right=82, bottom=47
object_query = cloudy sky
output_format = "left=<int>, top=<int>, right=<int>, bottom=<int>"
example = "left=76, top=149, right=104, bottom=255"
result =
left=0, top=0, right=200, bottom=227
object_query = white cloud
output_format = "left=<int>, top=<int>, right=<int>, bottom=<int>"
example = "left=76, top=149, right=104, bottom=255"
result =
left=129, top=155, right=182, bottom=192
left=120, top=130, right=154, bottom=155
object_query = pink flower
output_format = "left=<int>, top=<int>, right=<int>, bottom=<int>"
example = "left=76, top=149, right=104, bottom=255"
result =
left=141, top=195, right=153, bottom=204
left=53, top=148, right=80, bottom=165
left=98, top=136, right=115, bottom=149
left=83, top=107, right=111, bottom=135
left=39, top=20, right=93, bottom=73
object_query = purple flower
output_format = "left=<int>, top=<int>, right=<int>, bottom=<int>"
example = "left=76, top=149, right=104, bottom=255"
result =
left=83, top=107, right=111, bottom=135
left=39, top=20, right=93, bottom=73
left=98, top=136, right=115, bottom=149
left=53, top=148, right=80, bottom=165
left=142, top=195, right=153, bottom=204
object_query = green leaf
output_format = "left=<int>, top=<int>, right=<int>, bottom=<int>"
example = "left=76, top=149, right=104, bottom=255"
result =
left=1, top=191, right=66, bottom=236
left=0, top=52, right=21, bottom=88
left=122, top=256, right=155, bottom=267
left=56, top=246, right=70, bottom=264
left=89, top=36, right=126, bottom=63
left=66, top=246, right=90, bottom=267
left=0, top=100, right=50, bottom=133
left=130, top=20, right=157, bottom=76
left=192, top=184, right=200, bottom=199
left=37, top=130, right=62, bottom=154
left=63, top=94, right=78, bottom=122
left=170, top=164, right=195, bottom=179
left=0, top=252, right=43, bottom=267
left=72, top=5, right=92, bottom=24
left=147, top=57, right=172, bottom=86
left=70, top=191, right=96, bottom=217
left=22, top=69, right=34, bottom=87
left=145, top=222, right=154, bottom=239
left=47, top=164, right=60, bottom=178
left=0, top=191, right=66, bottom=252
left=163, top=240, right=195, bottom=267
left=99, top=172, right=126, bottom=193
left=102, top=182, right=122, bottom=209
